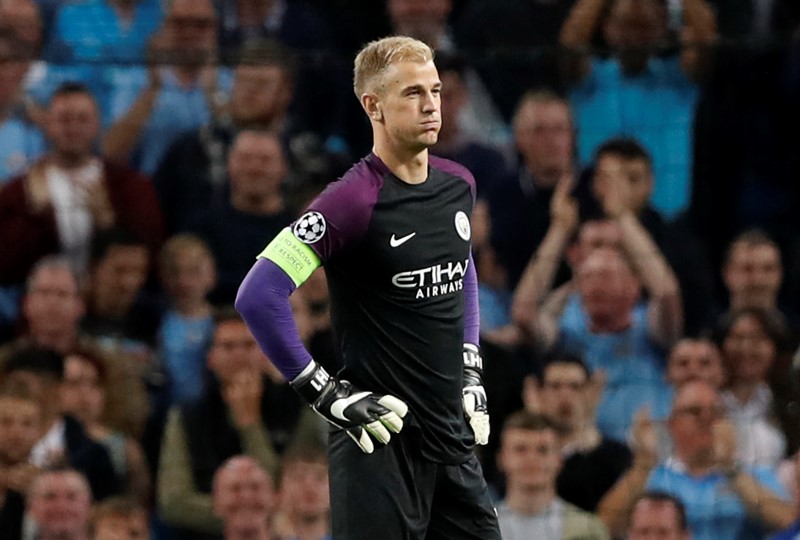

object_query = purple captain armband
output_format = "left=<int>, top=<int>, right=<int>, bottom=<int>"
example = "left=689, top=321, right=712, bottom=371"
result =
left=235, top=258, right=314, bottom=380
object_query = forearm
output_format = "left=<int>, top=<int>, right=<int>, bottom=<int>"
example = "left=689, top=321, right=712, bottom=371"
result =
left=729, top=472, right=797, bottom=530
left=157, top=410, right=222, bottom=532
left=511, top=223, right=571, bottom=331
left=101, top=87, right=158, bottom=163
left=238, top=422, right=279, bottom=479
left=597, top=464, right=653, bottom=536
left=617, top=213, right=680, bottom=300
left=560, top=0, right=607, bottom=48
left=463, top=251, right=480, bottom=346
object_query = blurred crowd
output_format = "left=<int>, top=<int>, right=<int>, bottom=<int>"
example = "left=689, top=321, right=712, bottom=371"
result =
left=0, top=0, right=799, bottom=539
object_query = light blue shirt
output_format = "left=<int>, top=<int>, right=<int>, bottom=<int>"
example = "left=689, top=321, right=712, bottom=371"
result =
left=559, top=293, right=670, bottom=442
left=47, top=0, right=163, bottom=63
left=158, top=310, right=214, bottom=404
left=647, top=458, right=790, bottom=540
left=569, top=56, right=699, bottom=218
left=106, top=66, right=233, bottom=174
left=0, top=116, right=45, bottom=184
left=479, top=283, right=512, bottom=332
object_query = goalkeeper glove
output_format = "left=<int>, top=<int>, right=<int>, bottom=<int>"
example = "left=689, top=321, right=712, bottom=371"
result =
left=462, top=343, right=490, bottom=445
left=291, top=360, right=408, bottom=454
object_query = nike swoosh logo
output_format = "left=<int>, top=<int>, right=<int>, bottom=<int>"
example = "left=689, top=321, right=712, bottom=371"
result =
left=390, top=232, right=416, bottom=247
left=330, top=392, right=372, bottom=422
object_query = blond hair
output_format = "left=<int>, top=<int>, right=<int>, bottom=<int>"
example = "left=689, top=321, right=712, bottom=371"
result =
left=353, top=36, right=434, bottom=97
left=159, top=233, right=215, bottom=275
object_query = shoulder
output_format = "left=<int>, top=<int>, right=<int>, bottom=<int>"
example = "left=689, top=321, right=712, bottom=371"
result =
left=429, top=154, right=476, bottom=190
left=309, top=155, right=385, bottom=216
left=563, top=500, right=608, bottom=529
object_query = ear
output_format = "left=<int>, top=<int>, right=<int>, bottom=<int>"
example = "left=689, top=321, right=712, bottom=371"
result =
left=361, top=93, right=383, bottom=122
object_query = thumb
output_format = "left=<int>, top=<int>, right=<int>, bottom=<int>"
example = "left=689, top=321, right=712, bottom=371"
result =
left=463, top=392, right=477, bottom=416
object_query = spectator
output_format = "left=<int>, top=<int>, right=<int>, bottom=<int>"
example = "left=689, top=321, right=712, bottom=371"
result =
left=0, top=0, right=43, bottom=51
left=0, top=82, right=165, bottom=287
left=275, top=444, right=330, bottom=540
left=91, top=497, right=150, bottom=540
left=59, top=349, right=150, bottom=503
left=157, top=309, right=280, bottom=537
left=0, top=384, right=43, bottom=539
left=3, top=347, right=119, bottom=501
left=0, top=28, right=45, bottom=186
left=102, top=0, right=231, bottom=175
left=523, top=354, right=632, bottom=512
left=0, top=256, right=150, bottom=438
left=598, top=380, right=794, bottom=539
left=27, top=467, right=92, bottom=540
left=185, top=129, right=293, bottom=304
left=488, top=90, right=577, bottom=287
left=81, top=229, right=159, bottom=362
left=46, top=0, right=163, bottom=64
left=627, top=491, right=690, bottom=540
left=586, top=137, right=716, bottom=335
left=770, top=452, right=800, bottom=540
left=716, top=308, right=790, bottom=467
left=152, top=43, right=296, bottom=233
left=156, top=234, right=216, bottom=405
left=560, top=0, right=717, bottom=218
left=496, top=411, right=609, bottom=539
left=431, top=52, right=510, bottom=199
left=213, top=456, right=275, bottom=540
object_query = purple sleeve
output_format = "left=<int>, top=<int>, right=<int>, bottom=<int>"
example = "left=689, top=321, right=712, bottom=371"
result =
left=235, top=258, right=313, bottom=380
left=463, top=251, right=480, bottom=347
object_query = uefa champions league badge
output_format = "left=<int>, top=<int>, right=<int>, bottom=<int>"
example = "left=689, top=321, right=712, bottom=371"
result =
left=454, top=211, right=471, bottom=241
left=293, top=211, right=327, bottom=244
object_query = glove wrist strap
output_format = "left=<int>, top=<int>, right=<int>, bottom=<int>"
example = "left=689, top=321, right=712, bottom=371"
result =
left=463, top=343, right=483, bottom=373
left=290, top=360, right=331, bottom=404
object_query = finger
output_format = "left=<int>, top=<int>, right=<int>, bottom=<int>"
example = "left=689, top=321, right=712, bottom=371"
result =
left=463, top=392, right=476, bottom=416
left=471, top=412, right=490, bottom=445
left=347, top=427, right=374, bottom=454
left=377, top=395, right=408, bottom=418
left=379, top=411, right=404, bottom=434
left=364, top=420, right=391, bottom=444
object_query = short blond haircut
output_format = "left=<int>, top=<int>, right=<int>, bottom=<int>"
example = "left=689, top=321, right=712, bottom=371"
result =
left=353, top=36, right=434, bottom=97
left=159, top=233, right=215, bottom=275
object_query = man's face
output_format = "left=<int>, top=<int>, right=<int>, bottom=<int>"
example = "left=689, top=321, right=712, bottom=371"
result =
left=388, top=0, right=451, bottom=44
left=723, top=243, right=782, bottom=309
left=92, top=511, right=150, bottom=540
left=0, top=0, right=42, bottom=48
left=369, top=60, right=442, bottom=153
left=60, top=355, right=104, bottom=427
left=161, top=0, right=216, bottom=64
left=227, top=132, right=287, bottom=202
left=499, top=428, right=561, bottom=491
left=280, top=459, right=330, bottom=519
left=208, top=320, right=263, bottom=381
left=46, top=93, right=100, bottom=160
left=604, top=0, right=667, bottom=74
left=667, top=339, right=725, bottom=389
left=214, top=459, right=275, bottom=533
left=569, top=220, right=622, bottom=268
left=437, top=70, right=468, bottom=140
left=23, top=266, right=85, bottom=339
left=91, top=245, right=149, bottom=315
left=0, top=38, right=28, bottom=109
left=540, top=364, right=588, bottom=430
left=628, top=499, right=688, bottom=540
left=576, top=248, right=640, bottom=324
left=29, top=471, right=92, bottom=538
left=722, top=313, right=775, bottom=384
left=0, top=396, right=41, bottom=464
left=593, top=154, right=653, bottom=214
left=514, top=100, right=573, bottom=185
left=231, top=64, right=292, bottom=125
left=668, top=381, right=724, bottom=459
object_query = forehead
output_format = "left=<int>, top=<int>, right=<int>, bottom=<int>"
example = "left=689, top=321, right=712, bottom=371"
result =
left=35, top=472, right=89, bottom=495
left=674, top=382, right=718, bottom=406
left=233, top=132, right=281, bottom=153
left=213, top=320, right=250, bottom=340
left=30, top=267, right=77, bottom=290
left=543, top=363, right=586, bottom=382
left=104, top=245, right=148, bottom=264
left=516, top=100, right=570, bottom=127
left=502, top=427, right=557, bottom=446
left=670, top=340, right=714, bottom=361
left=380, top=60, right=439, bottom=91
left=730, top=242, right=780, bottom=264
left=169, top=0, right=214, bottom=17
left=0, top=396, right=38, bottom=414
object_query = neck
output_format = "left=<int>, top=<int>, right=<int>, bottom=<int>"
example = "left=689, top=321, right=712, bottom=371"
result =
left=525, top=162, right=565, bottom=189
left=588, top=313, right=632, bottom=334
left=374, top=144, right=429, bottom=185
left=505, top=484, right=557, bottom=515
left=677, top=449, right=716, bottom=476
left=730, top=295, right=777, bottom=312
left=51, top=152, right=93, bottom=170
left=174, top=66, right=204, bottom=87
left=729, top=380, right=761, bottom=404
left=225, top=524, right=270, bottom=540
left=173, top=299, right=212, bottom=318
left=291, top=513, right=329, bottom=540
left=231, top=191, right=284, bottom=215
left=31, top=327, right=79, bottom=355
left=92, top=293, right=129, bottom=319
left=110, top=0, right=137, bottom=20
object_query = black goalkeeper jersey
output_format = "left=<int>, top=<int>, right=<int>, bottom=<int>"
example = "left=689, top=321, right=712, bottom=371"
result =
left=293, top=153, right=476, bottom=463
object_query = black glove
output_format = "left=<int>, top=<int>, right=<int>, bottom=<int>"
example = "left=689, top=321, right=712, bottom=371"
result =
left=462, top=343, right=490, bottom=445
left=291, top=360, right=408, bottom=454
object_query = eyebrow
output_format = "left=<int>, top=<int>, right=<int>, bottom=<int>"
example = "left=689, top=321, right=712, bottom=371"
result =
left=401, top=81, right=443, bottom=94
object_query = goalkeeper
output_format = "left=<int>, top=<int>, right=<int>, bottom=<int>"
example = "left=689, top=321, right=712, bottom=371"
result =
left=236, top=36, right=501, bottom=539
